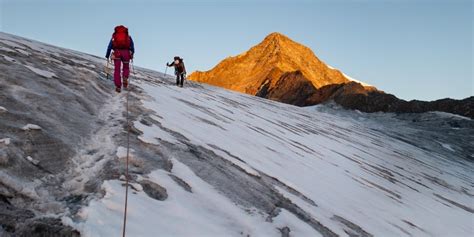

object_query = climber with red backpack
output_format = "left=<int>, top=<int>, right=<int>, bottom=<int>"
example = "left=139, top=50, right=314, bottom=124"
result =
left=105, top=25, right=135, bottom=93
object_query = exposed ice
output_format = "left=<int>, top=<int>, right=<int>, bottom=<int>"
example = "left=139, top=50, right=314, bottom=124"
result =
left=0, top=172, right=39, bottom=200
left=440, top=142, right=455, bottom=152
left=24, top=65, right=57, bottom=78
left=0, top=46, right=15, bottom=53
left=430, top=111, right=471, bottom=120
left=0, top=39, right=26, bottom=49
left=15, top=48, right=31, bottom=56
left=3, top=55, right=16, bottom=63
left=133, top=120, right=179, bottom=145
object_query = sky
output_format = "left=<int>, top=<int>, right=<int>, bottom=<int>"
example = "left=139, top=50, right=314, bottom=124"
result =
left=1, top=0, right=472, bottom=101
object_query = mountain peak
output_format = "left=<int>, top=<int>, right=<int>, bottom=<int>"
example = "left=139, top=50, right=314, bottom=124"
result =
left=263, top=32, right=291, bottom=42
left=189, top=33, right=370, bottom=95
left=259, top=32, right=298, bottom=52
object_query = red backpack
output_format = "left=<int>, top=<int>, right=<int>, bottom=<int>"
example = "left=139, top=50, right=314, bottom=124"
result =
left=112, top=25, right=131, bottom=49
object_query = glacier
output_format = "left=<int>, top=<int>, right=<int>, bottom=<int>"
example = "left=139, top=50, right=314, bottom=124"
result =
left=0, top=32, right=473, bottom=237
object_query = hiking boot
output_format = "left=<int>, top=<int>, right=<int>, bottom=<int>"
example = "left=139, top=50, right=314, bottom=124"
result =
left=115, top=87, right=121, bottom=93
left=123, top=78, right=129, bottom=89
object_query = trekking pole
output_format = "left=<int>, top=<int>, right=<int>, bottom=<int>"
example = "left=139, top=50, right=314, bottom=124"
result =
left=105, top=59, right=110, bottom=80
left=184, top=73, right=187, bottom=87
left=164, top=65, right=168, bottom=78
left=131, top=59, right=135, bottom=75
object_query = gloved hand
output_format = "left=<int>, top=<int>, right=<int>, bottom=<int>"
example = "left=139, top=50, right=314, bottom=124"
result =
left=166, top=63, right=170, bottom=66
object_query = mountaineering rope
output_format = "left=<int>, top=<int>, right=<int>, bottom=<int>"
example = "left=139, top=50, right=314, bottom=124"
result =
left=121, top=59, right=134, bottom=237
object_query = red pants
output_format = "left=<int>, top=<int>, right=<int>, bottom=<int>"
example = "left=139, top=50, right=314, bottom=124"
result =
left=113, top=49, right=131, bottom=88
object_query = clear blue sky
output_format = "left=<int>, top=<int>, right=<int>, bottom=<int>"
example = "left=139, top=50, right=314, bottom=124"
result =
left=1, top=0, right=472, bottom=101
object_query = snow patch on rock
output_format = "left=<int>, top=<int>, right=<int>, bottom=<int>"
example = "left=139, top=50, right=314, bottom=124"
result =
left=327, top=64, right=372, bottom=87
left=26, top=156, right=40, bottom=166
left=22, top=124, right=42, bottom=131
left=0, top=138, right=11, bottom=145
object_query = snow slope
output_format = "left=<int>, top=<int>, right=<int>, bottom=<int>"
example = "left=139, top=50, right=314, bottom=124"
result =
left=76, top=74, right=473, bottom=236
left=1, top=32, right=473, bottom=237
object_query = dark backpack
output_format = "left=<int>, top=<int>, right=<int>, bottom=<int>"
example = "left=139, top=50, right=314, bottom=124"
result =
left=112, top=25, right=130, bottom=49
left=177, top=58, right=185, bottom=73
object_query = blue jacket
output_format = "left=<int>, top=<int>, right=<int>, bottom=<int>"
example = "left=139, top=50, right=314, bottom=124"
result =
left=105, top=37, right=135, bottom=58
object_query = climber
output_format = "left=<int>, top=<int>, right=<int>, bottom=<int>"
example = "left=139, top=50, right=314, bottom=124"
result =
left=105, top=25, right=135, bottom=93
left=166, top=56, right=186, bottom=87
